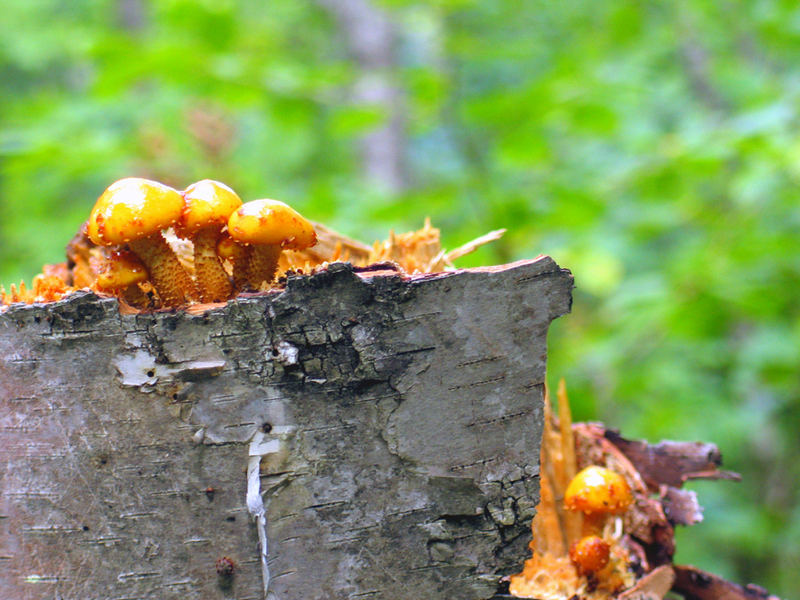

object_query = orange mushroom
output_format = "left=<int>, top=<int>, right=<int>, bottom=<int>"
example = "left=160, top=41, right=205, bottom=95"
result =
left=564, top=465, right=633, bottom=536
left=568, top=535, right=611, bottom=576
left=88, top=177, right=196, bottom=306
left=177, top=179, right=242, bottom=302
left=227, top=199, right=317, bottom=290
left=94, top=250, right=150, bottom=307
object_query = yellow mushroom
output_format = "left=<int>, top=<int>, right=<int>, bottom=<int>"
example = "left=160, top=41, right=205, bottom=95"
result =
left=564, top=465, right=633, bottom=536
left=227, top=199, right=317, bottom=290
left=94, top=250, right=150, bottom=307
left=177, top=179, right=242, bottom=302
left=568, top=535, right=611, bottom=576
left=88, top=177, right=196, bottom=307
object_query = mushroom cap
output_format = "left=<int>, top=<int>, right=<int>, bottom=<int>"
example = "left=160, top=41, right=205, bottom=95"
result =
left=95, top=251, right=148, bottom=290
left=178, top=179, right=242, bottom=235
left=88, top=177, right=184, bottom=245
left=228, top=199, right=317, bottom=250
left=568, top=535, right=611, bottom=575
left=216, top=235, right=240, bottom=261
left=564, top=465, right=633, bottom=515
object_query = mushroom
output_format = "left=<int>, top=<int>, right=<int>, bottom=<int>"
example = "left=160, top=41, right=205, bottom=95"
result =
left=93, top=250, right=150, bottom=307
left=227, top=199, right=317, bottom=290
left=87, top=177, right=196, bottom=306
left=568, top=535, right=611, bottom=576
left=177, top=179, right=242, bottom=302
left=564, top=465, right=633, bottom=536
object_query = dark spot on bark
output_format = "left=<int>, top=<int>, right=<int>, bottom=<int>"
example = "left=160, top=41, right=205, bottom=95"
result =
left=261, top=422, right=272, bottom=433
left=216, top=556, right=235, bottom=589
left=215, top=556, right=235, bottom=576
left=494, top=579, right=510, bottom=594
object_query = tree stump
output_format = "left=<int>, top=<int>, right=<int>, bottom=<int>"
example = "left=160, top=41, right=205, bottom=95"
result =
left=0, top=257, right=573, bottom=600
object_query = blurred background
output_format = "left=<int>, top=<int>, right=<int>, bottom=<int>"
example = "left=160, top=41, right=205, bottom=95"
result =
left=1, top=0, right=798, bottom=595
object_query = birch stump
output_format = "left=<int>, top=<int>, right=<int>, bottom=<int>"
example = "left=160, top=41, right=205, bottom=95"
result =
left=0, top=257, right=573, bottom=600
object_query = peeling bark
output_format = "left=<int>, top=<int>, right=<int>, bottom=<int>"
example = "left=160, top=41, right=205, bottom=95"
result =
left=0, top=258, right=572, bottom=599
left=673, top=565, right=782, bottom=600
left=603, top=430, right=742, bottom=490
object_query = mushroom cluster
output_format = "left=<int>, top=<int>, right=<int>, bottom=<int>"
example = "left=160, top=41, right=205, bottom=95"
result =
left=86, top=177, right=317, bottom=308
left=2, top=210, right=505, bottom=310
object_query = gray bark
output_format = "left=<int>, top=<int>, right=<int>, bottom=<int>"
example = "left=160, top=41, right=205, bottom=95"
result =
left=0, top=257, right=572, bottom=600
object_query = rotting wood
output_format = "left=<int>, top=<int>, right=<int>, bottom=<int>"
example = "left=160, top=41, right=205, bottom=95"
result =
left=673, top=565, right=782, bottom=600
left=603, top=430, right=742, bottom=490
left=0, top=256, right=572, bottom=600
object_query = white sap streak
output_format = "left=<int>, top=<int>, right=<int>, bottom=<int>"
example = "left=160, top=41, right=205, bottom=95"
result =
left=247, top=431, right=282, bottom=599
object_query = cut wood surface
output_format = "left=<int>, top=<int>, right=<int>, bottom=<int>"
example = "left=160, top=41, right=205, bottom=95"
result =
left=0, top=257, right=572, bottom=600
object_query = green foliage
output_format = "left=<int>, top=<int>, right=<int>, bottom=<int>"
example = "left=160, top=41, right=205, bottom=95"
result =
left=1, top=1, right=798, bottom=595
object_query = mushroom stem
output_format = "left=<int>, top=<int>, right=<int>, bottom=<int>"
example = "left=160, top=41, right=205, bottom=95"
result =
left=581, top=513, right=607, bottom=537
left=247, top=244, right=281, bottom=289
left=193, top=227, right=232, bottom=302
left=217, top=235, right=251, bottom=293
left=129, top=234, right=196, bottom=306
left=232, top=245, right=252, bottom=293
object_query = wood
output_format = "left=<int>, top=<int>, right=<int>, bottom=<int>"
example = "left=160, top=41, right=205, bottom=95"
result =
left=673, top=565, right=782, bottom=600
left=603, top=430, right=741, bottom=490
left=0, top=257, right=572, bottom=600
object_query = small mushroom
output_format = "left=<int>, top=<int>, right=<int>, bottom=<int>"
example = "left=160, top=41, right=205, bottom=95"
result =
left=177, top=179, right=242, bottom=302
left=568, top=535, right=611, bottom=576
left=88, top=177, right=196, bottom=306
left=94, top=250, right=150, bottom=307
left=564, top=465, right=633, bottom=536
left=227, top=199, right=317, bottom=290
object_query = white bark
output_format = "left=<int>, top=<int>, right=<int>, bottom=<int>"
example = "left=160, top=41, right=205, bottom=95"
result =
left=0, top=258, right=572, bottom=599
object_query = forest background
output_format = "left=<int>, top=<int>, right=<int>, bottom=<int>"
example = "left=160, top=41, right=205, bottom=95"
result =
left=0, top=1, right=797, bottom=596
